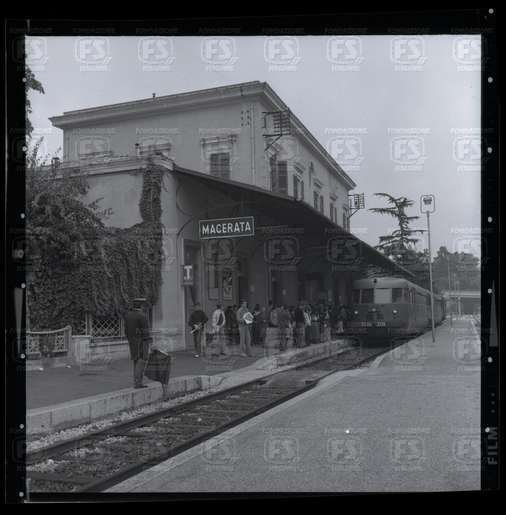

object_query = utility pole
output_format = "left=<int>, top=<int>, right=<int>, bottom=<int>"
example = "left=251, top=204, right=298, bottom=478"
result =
left=421, top=195, right=436, bottom=343
left=447, top=254, right=453, bottom=327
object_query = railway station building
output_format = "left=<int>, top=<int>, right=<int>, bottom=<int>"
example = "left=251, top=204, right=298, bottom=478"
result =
left=49, top=81, right=412, bottom=351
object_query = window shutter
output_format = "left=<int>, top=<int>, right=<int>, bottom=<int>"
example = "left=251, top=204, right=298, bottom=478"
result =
left=210, top=152, right=230, bottom=179
left=277, top=161, right=288, bottom=195
left=270, top=156, right=278, bottom=191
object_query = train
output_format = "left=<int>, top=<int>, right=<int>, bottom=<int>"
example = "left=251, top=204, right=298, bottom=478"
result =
left=346, top=276, right=446, bottom=341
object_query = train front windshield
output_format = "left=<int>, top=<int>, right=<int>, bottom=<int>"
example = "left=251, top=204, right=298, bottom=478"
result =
left=353, top=287, right=410, bottom=304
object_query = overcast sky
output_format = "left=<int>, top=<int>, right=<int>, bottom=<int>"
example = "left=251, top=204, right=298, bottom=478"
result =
left=27, top=35, right=481, bottom=257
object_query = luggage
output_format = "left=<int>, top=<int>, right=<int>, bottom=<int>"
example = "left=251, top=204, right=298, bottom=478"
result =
left=144, top=349, right=171, bottom=385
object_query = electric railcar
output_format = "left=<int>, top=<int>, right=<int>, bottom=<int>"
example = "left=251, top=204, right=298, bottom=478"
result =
left=347, top=277, right=446, bottom=340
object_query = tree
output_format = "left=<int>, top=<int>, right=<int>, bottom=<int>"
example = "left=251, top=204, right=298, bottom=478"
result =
left=369, top=193, right=425, bottom=259
left=25, top=67, right=163, bottom=331
left=26, top=65, right=45, bottom=139
left=431, top=246, right=480, bottom=292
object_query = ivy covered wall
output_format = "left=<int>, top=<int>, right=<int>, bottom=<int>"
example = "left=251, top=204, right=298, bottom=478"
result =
left=27, top=166, right=164, bottom=331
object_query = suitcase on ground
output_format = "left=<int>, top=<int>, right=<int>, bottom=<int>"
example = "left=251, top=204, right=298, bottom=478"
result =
left=144, top=349, right=171, bottom=385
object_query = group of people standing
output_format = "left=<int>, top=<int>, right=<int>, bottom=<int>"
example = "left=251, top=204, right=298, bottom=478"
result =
left=188, top=299, right=350, bottom=358
left=124, top=297, right=350, bottom=389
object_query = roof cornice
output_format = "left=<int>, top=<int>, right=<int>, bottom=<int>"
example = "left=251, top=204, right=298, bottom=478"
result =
left=49, top=81, right=264, bottom=129
left=49, top=80, right=356, bottom=190
left=260, top=83, right=356, bottom=190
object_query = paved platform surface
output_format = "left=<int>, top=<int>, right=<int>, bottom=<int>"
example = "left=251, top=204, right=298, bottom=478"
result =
left=26, top=344, right=269, bottom=410
left=111, top=317, right=481, bottom=493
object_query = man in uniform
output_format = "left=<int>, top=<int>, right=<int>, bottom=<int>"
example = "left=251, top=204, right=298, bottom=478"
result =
left=124, top=298, right=150, bottom=389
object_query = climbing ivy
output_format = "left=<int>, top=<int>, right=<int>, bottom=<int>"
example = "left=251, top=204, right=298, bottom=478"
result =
left=27, top=162, right=163, bottom=331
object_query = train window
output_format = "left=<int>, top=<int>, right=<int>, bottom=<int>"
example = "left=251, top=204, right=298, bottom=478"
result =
left=392, top=288, right=404, bottom=303
left=361, top=289, right=374, bottom=304
left=375, top=288, right=391, bottom=304
left=352, top=290, right=360, bottom=304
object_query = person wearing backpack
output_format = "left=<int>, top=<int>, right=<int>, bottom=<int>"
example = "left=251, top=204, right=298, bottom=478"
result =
left=211, top=304, right=227, bottom=356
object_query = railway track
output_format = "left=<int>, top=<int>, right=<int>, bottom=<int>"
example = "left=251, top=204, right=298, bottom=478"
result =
left=26, top=341, right=398, bottom=494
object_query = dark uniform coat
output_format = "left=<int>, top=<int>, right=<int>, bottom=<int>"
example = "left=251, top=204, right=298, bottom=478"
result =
left=124, top=309, right=150, bottom=361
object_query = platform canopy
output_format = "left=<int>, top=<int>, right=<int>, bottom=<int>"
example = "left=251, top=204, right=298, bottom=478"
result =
left=170, top=164, right=415, bottom=279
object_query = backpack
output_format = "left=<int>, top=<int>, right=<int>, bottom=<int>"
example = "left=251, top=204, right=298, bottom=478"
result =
left=217, top=311, right=224, bottom=326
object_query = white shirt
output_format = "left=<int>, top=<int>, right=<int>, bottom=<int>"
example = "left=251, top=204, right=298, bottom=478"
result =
left=212, top=309, right=226, bottom=331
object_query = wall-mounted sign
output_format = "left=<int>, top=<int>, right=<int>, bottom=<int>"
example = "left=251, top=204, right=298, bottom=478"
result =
left=199, top=216, right=255, bottom=240
left=182, top=264, right=194, bottom=286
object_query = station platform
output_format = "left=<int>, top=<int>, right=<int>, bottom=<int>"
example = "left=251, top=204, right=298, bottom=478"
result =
left=26, top=338, right=353, bottom=436
left=27, top=345, right=268, bottom=410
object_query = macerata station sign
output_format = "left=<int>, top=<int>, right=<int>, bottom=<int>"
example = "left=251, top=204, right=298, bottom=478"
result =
left=199, top=216, right=255, bottom=240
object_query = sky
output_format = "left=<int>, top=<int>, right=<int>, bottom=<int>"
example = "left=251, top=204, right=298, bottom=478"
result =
left=27, top=35, right=482, bottom=258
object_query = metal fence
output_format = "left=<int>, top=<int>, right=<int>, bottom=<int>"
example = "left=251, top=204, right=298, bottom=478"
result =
left=26, top=326, right=72, bottom=359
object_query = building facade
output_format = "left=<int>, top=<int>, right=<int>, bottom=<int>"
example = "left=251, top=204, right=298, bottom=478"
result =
left=50, top=81, right=406, bottom=350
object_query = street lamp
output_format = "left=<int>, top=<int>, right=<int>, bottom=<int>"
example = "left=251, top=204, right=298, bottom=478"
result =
left=420, top=194, right=436, bottom=343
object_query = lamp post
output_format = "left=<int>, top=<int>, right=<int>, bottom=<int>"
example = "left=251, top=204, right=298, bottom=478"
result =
left=421, top=195, right=436, bottom=343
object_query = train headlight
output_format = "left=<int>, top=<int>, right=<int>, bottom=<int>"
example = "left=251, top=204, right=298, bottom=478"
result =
left=392, top=309, right=398, bottom=315
left=354, top=310, right=359, bottom=315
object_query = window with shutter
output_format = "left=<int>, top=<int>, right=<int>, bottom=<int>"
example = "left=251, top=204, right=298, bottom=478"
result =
left=271, top=157, right=288, bottom=195
left=210, top=152, right=230, bottom=180
left=293, top=174, right=304, bottom=200
left=270, top=155, right=278, bottom=191
left=277, top=161, right=288, bottom=195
